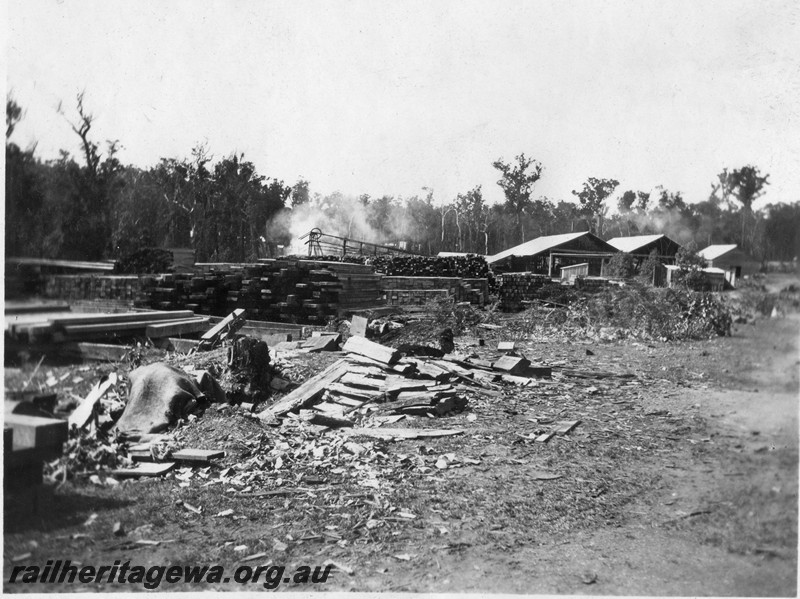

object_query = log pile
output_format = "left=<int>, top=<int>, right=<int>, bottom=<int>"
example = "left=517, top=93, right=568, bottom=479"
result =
left=370, top=254, right=490, bottom=278
left=497, top=273, right=560, bottom=311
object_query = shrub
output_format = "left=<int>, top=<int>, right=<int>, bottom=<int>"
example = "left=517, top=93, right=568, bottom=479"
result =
left=605, top=252, right=636, bottom=279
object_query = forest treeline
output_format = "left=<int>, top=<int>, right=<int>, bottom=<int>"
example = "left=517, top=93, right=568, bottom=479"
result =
left=6, top=95, right=800, bottom=264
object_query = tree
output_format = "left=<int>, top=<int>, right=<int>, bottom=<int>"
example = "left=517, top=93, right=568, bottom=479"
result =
left=605, top=252, right=636, bottom=279
left=674, top=241, right=708, bottom=290
left=762, top=202, right=800, bottom=262
left=6, top=96, right=46, bottom=257
left=455, top=185, right=484, bottom=252
left=730, top=165, right=769, bottom=248
left=7, top=96, right=22, bottom=139
left=43, top=93, right=125, bottom=260
left=291, top=178, right=310, bottom=208
left=493, top=153, right=543, bottom=244
left=711, top=166, right=770, bottom=251
left=571, top=177, right=619, bottom=235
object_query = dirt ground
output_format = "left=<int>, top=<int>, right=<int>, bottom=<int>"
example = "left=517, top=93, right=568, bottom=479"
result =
left=3, top=279, right=798, bottom=595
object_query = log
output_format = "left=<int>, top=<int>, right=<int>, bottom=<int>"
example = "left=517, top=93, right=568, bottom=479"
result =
left=260, top=359, right=350, bottom=419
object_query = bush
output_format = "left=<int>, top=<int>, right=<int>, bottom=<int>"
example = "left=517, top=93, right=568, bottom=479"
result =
left=605, top=252, right=636, bottom=279
left=568, top=284, right=731, bottom=340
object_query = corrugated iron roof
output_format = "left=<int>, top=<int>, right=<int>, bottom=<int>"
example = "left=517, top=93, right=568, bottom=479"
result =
left=487, top=232, right=590, bottom=264
left=698, top=244, right=738, bottom=260
left=606, top=234, right=666, bottom=253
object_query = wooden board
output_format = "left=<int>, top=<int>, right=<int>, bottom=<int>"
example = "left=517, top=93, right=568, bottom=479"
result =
left=341, top=336, right=400, bottom=365
left=553, top=420, right=580, bottom=435
left=492, top=355, right=531, bottom=376
left=312, top=402, right=348, bottom=417
left=301, top=335, right=339, bottom=352
left=298, top=409, right=353, bottom=428
left=260, top=359, right=350, bottom=419
left=145, top=317, right=210, bottom=338
left=350, top=315, right=369, bottom=337
left=70, top=343, right=131, bottom=362
left=5, top=414, right=68, bottom=451
left=343, top=427, right=465, bottom=440
left=49, top=310, right=195, bottom=327
left=326, top=384, right=385, bottom=401
left=338, top=372, right=385, bottom=389
left=171, top=449, right=225, bottom=463
left=200, top=308, right=247, bottom=346
left=68, top=373, right=118, bottom=429
left=111, top=462, right=176, bottom=478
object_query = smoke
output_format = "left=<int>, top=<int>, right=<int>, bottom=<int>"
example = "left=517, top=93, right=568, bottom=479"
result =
left=266, top=192, right=418, bottom=256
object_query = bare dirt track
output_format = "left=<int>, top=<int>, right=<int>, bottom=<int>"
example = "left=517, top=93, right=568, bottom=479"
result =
left=4, top=293, right=798, bottom=595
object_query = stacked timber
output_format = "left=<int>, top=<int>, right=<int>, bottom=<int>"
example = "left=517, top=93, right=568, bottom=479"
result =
left=44, top=275, right=143, bottom=303
left=574, top=276, right=611, bottom=291
left=6, top=309, right=208, bottom=344
left=381, top=276, right=488, bottom=306
left=140, top=260, right=385, bottom=323
left=497, top=273, right=560, bottom=311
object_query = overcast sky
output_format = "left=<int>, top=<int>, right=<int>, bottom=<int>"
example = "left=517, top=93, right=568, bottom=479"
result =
left=6, top=0, right=800, bottom=208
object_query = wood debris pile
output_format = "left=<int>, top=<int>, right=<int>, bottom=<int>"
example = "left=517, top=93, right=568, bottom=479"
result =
left=261, top=335, right=552, bottom=427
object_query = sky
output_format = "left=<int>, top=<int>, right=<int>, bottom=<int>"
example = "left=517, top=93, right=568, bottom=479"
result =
left=6, top=0, right=800, bottom=209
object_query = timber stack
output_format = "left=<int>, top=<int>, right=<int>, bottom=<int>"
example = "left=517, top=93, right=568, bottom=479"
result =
left=497, top=273, right=558, bottom=311
left=138, top=259, right=385, bottom=324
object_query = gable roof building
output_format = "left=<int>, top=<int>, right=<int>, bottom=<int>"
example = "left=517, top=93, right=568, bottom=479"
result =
left=698, top=244, right=760, bottom=287
left=487, top=231, right=618, bottom=275
left=606, top=234, right=682, bottom=260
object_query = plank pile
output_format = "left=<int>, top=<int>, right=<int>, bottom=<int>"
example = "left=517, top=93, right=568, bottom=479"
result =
left=6, top=309, right=208, bottom=344
left=381, top=276, right=488, bottom=306
left=574, top=276, right=611, bottom=291
left=497, top=273, right=560, bottom=311
left=139, top=259, right=385, bottom=323
left=44, top=275, right=143, bottom=303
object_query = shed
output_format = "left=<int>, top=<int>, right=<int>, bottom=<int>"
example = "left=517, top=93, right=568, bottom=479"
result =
left=697, top=245, right=760, bottom=287
left=606, top=234, right=682, bottom=263
left=487, top=232, right=618, bottom=276
left=665, top=265, right=726, bottom=291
